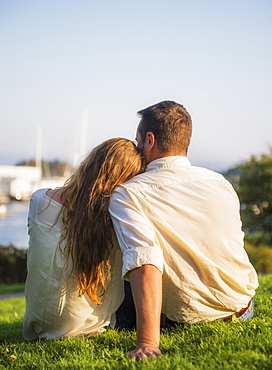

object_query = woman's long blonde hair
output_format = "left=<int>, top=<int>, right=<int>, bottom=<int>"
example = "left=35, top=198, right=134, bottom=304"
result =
left=58, top=138, right=144, bottom=304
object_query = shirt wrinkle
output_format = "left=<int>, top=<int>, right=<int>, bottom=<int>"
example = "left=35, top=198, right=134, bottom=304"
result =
left=127, top=176, right=227, bottom=194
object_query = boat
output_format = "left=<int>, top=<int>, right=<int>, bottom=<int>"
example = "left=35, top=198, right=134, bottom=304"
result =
left=0, top=203, right=7, bottom=216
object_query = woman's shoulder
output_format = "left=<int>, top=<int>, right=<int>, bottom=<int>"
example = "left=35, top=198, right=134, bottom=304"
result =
left=28, top=189, right=50, bottom=219
left=31, top=188, right=48, bottom=201
left=30, top=188, right=63, bottom=205
left=45, top=189, right=63, bottom=205
left=29, top=188, right=63, bottom=225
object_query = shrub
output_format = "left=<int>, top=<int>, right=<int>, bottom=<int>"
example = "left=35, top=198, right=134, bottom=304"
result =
left=245, top=242, right=272, bottom=274
left=0, top=245, right=27, bottom=284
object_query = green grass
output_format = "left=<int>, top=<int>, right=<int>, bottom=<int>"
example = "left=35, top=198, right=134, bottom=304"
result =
left=0, top=275, right=272, bottom=369
left=0, top=283, right=25, bottom=295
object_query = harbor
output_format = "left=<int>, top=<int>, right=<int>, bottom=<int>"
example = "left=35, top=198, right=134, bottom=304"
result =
left=0, top=200, right=29, bottom=249
left=0, top=165, right=67, bottom=250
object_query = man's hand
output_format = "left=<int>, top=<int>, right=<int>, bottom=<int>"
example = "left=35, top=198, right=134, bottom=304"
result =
left=128, top=345, right=162, bottom=361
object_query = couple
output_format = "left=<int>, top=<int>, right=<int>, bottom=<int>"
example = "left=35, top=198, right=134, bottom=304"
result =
left=23, top=101, right=258, bottom=360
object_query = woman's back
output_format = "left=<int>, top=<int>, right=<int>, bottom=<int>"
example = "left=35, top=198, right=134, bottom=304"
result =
left=23, top=189, right=124, bottom=340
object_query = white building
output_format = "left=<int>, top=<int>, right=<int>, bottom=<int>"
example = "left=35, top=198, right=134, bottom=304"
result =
left=0, top=165, right=42, bottom=200
left=0, top=165, right=69, bottom=201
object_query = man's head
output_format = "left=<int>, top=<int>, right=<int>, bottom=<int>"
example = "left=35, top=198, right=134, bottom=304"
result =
left=136, top=100, right=192, bottom=163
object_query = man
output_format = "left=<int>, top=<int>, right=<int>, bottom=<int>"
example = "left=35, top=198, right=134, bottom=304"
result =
left=109, top=100, right=258, bottom=360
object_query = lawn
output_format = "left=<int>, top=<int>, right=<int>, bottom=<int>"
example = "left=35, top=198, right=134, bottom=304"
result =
left=0, top=275, right=271, bottom=369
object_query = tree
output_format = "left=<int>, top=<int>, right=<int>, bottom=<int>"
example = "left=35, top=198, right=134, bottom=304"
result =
left=15, top=159, right=73, bottom=177
left=226, top=149, right=272, bottom=245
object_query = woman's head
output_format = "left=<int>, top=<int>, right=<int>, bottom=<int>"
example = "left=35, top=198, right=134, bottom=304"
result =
left=60, top=138, right=144, bottom=304
left=74, top=138, right=144, bottom=201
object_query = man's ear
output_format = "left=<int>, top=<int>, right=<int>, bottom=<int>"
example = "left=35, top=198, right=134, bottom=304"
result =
left=144, top=132, right=155, bottom=152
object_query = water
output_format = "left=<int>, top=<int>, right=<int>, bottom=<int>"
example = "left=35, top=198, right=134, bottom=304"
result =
left=0, top=201, right=29, bottom=249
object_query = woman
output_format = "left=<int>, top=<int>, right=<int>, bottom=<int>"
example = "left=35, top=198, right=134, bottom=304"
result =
left=23, top=138, right=144, bottom=340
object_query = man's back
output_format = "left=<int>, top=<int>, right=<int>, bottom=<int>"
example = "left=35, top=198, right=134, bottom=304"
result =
left=110, top=156, right=258, bottom=323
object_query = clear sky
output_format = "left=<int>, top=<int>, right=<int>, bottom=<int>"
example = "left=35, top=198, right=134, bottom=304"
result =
left=0, top=0, right=271, bottom=172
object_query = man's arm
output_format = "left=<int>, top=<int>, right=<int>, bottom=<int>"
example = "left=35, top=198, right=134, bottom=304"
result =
left=128, top=264, right=163, bottom=360
left=109, top=189, right=164, bottom=359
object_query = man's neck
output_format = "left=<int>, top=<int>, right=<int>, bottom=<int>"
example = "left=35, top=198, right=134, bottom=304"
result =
left=146, top=152, right=186, bottom=164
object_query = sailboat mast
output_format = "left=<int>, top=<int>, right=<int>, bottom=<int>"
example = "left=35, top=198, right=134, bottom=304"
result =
left=79, top=108, right=89, bottom=161
left=36, top=125, right=42, bottom=173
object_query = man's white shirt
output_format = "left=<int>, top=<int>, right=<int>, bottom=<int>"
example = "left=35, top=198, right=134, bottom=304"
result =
left=109, top=156, right=258, bottom=323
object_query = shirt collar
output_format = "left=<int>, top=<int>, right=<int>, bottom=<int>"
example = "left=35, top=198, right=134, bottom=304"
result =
left=146, top=156, right=191, bottom=172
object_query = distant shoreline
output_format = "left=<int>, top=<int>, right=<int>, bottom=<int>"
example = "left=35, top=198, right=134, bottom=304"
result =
left=0, top=291, right=25, bottom=300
